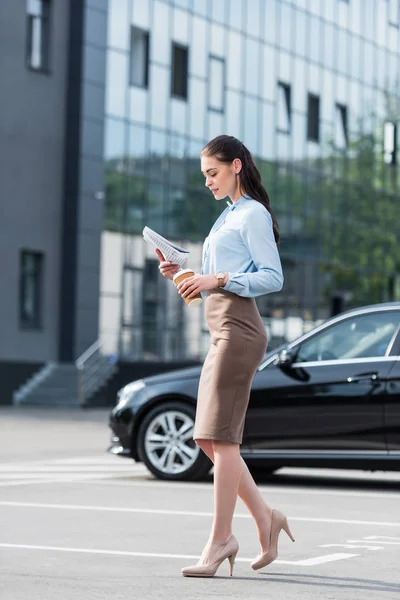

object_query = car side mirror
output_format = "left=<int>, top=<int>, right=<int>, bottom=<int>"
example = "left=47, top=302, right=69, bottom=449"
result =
left=275, top=348, right=295, bottom=369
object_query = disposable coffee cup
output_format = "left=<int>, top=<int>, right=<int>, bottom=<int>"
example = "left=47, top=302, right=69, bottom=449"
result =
left=173, top=269, right=203, bottom=306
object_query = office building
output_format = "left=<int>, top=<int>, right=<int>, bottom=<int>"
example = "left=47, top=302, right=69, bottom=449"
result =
left=1, top=0, right=399, bottom=404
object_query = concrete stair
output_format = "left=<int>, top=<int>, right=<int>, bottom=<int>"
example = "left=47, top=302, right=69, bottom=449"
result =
left=14, top=358, right=118, bottom=407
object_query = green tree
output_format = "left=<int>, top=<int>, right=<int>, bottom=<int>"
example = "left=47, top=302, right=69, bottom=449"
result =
left=104, top=127, right=400, bottom=308
left=104, top=158, right=160, bottom=234
left=168, top=169, right=225, bottom=242
left=298, top=128, right=399, bottom=306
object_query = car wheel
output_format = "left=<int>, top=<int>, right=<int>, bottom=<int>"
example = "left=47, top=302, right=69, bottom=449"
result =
left=137, top=401, right=212, bottom=481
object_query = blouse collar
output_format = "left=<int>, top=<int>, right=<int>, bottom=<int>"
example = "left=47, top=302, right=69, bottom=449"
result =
left=226, top=194, right=250, bottom=211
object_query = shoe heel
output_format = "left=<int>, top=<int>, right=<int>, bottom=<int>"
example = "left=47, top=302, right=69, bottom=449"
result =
left=228, top=550, right=238, bottom=576
left=282, top=519, right=295, bottom=542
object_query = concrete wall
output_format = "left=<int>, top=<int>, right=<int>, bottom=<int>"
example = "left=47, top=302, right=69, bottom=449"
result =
left=0, top=0, right=69, bottom=362
left=0, top=0, right=108, bottom=367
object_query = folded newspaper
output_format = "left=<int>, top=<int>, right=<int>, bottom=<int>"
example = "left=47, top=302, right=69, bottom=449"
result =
left=143, top=226, right=190, bottom=267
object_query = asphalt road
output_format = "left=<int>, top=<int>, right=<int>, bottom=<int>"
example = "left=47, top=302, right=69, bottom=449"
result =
left=0, top=407, right=399, bottom=600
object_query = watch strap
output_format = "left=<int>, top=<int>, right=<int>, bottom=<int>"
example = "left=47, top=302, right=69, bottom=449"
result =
left=215, top=272, right=225, bottom=288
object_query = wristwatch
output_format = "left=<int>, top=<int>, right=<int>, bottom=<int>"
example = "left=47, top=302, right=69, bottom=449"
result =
left=215, top=272, right=226, bottom=288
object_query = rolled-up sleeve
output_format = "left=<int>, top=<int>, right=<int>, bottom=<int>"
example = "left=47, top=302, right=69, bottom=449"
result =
left=223, top=206, right=284, bottom=297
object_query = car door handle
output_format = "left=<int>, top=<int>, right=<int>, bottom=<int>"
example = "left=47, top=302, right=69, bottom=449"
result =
left=347, top=373, right=379, bottom=384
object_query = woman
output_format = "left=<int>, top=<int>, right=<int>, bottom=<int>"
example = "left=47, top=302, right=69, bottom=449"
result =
left=156, top=135, right=294, bottom=577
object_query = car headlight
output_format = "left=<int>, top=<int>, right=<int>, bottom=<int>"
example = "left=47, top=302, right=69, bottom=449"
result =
left=116, top=380, right=145, bottom=408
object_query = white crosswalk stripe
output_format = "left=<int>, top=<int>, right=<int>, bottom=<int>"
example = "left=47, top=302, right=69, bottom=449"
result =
left=0, top=455, right=147, bottom=486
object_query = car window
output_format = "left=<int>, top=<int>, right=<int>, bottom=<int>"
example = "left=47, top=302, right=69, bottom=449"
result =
left=294, top=311, right=400, bottom=363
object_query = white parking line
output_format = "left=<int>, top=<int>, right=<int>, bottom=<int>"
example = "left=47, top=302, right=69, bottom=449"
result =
left=365, top=535, right=400, bottom=541
left=0, top=455, right=124, bottom=467
left=0, top=543, right=358, bottom=566
left=0, top=456, right=147, bottom=487
left=50, top=457, right=131, bottom=465
left=0, top=467, right=142, bottom=475
left=0, top=479, right=68, bottom=488
left=290, top=553, right=359, bottom=566
left=75, top=478, right=400, bottom=500
left=1, top=501, right=399, bottom=528
left=1, top=459, right=399, bottom=502
left=348, top=539, right=400, bottom=545
left=321, top=543, right=385, bottom=550
left=0, top=474, right=142, bottom=487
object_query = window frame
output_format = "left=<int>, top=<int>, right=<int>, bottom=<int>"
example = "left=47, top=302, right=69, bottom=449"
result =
left=26, top=0, right=51, bottom=74
left=171, top=42, right=189, bottom=101
left=293, top=311, right=400, bottom=365
left=388, top=0, right=400, bottom=28
left=307, top=93, right=320, bottom=143
left=208, top=54, right=226, bottom=114
left=142, top=259, right=160, bottom=356
left=129, top=25, right=150, bottom=89
left=258, top=309, right=400, bottom=371
left=19, top=250, right=44, bottom=330
left=384, top=121, right=397, bottom=166
left=335, top=102, right=349, bottom=150
left=277, top=81, right=292, bottom=134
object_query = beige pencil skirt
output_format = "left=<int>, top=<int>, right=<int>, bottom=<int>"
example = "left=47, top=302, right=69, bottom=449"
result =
left=193, top=289, right=268, bottom=445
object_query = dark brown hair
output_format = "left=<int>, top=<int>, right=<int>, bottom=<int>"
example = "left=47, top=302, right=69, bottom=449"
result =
left=201, top=134, right=280, bottom=245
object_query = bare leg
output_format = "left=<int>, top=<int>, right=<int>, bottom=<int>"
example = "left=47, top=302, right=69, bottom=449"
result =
left=197, top=440, right=242, bottom=565
left=197, top=439, right=272, bottom=553
left=211, top=441, right=242, bottom=539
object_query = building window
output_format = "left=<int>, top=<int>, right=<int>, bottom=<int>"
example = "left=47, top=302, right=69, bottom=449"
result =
left=142, top=260, right=159, bottom=356
left=388, top=0, right=399, bottom=27
left=26, top=0, right=51, bottom=71
left=335, top=103, right=348, bottom=149
left=129, top=26, right=149, bottom=88
left=384, top=122, right=397, bottom=165
left=208, top=55, right=225, bottom=113
left=20, top=250, right=44, bottom=328
left=307, top=93, right=320, bottom=142
left=171, top=43, right=188, bottom=100
left=277, top=82, right=291, bottom=134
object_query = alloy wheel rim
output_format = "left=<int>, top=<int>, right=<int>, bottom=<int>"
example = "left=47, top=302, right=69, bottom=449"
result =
left=144, top=410, right=199, bottom=474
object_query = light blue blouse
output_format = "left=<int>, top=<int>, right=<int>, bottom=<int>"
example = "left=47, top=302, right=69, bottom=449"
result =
left=201, top=195, right=284, bottom=298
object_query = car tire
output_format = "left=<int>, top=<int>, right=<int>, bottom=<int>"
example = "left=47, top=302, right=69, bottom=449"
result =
left=137, top=401, right=212, bottom=481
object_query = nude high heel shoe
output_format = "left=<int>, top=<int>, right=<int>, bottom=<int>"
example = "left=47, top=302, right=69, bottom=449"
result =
left=181, top=535, right=239, bottom=578
left=251, top=509, right=295, bottom=571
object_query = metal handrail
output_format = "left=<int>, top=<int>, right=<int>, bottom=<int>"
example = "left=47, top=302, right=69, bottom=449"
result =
left=76, top=340, right=101, bottom=370
left=75, top=340, right=118, bottom=405
left=76, top=340, right=101, bottom=405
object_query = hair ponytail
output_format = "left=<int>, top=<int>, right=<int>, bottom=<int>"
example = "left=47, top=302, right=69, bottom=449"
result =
left=201, top=135, right=280, bottom=246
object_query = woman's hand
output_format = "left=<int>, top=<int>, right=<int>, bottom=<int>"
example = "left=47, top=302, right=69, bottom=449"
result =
left=176, top=273, right=219, bottom=299
left=155, top=249, right=180, bottom=281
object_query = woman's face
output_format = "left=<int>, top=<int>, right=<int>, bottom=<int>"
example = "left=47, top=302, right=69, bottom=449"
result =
left=200, top=155, right=241, bottom=201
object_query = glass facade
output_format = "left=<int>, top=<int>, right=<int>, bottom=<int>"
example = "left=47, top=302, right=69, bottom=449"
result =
left=100, top=0, right=400, bottom=362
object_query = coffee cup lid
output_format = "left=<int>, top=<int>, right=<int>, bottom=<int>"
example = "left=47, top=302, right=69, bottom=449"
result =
left=173, top=268, right=194, bottom=281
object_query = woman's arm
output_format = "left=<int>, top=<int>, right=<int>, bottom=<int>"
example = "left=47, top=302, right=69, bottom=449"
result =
left=223, top=206, right=283, bottom=297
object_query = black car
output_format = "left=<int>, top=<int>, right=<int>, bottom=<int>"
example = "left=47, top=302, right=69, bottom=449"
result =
left=108, top=302, right=400, bottom=481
